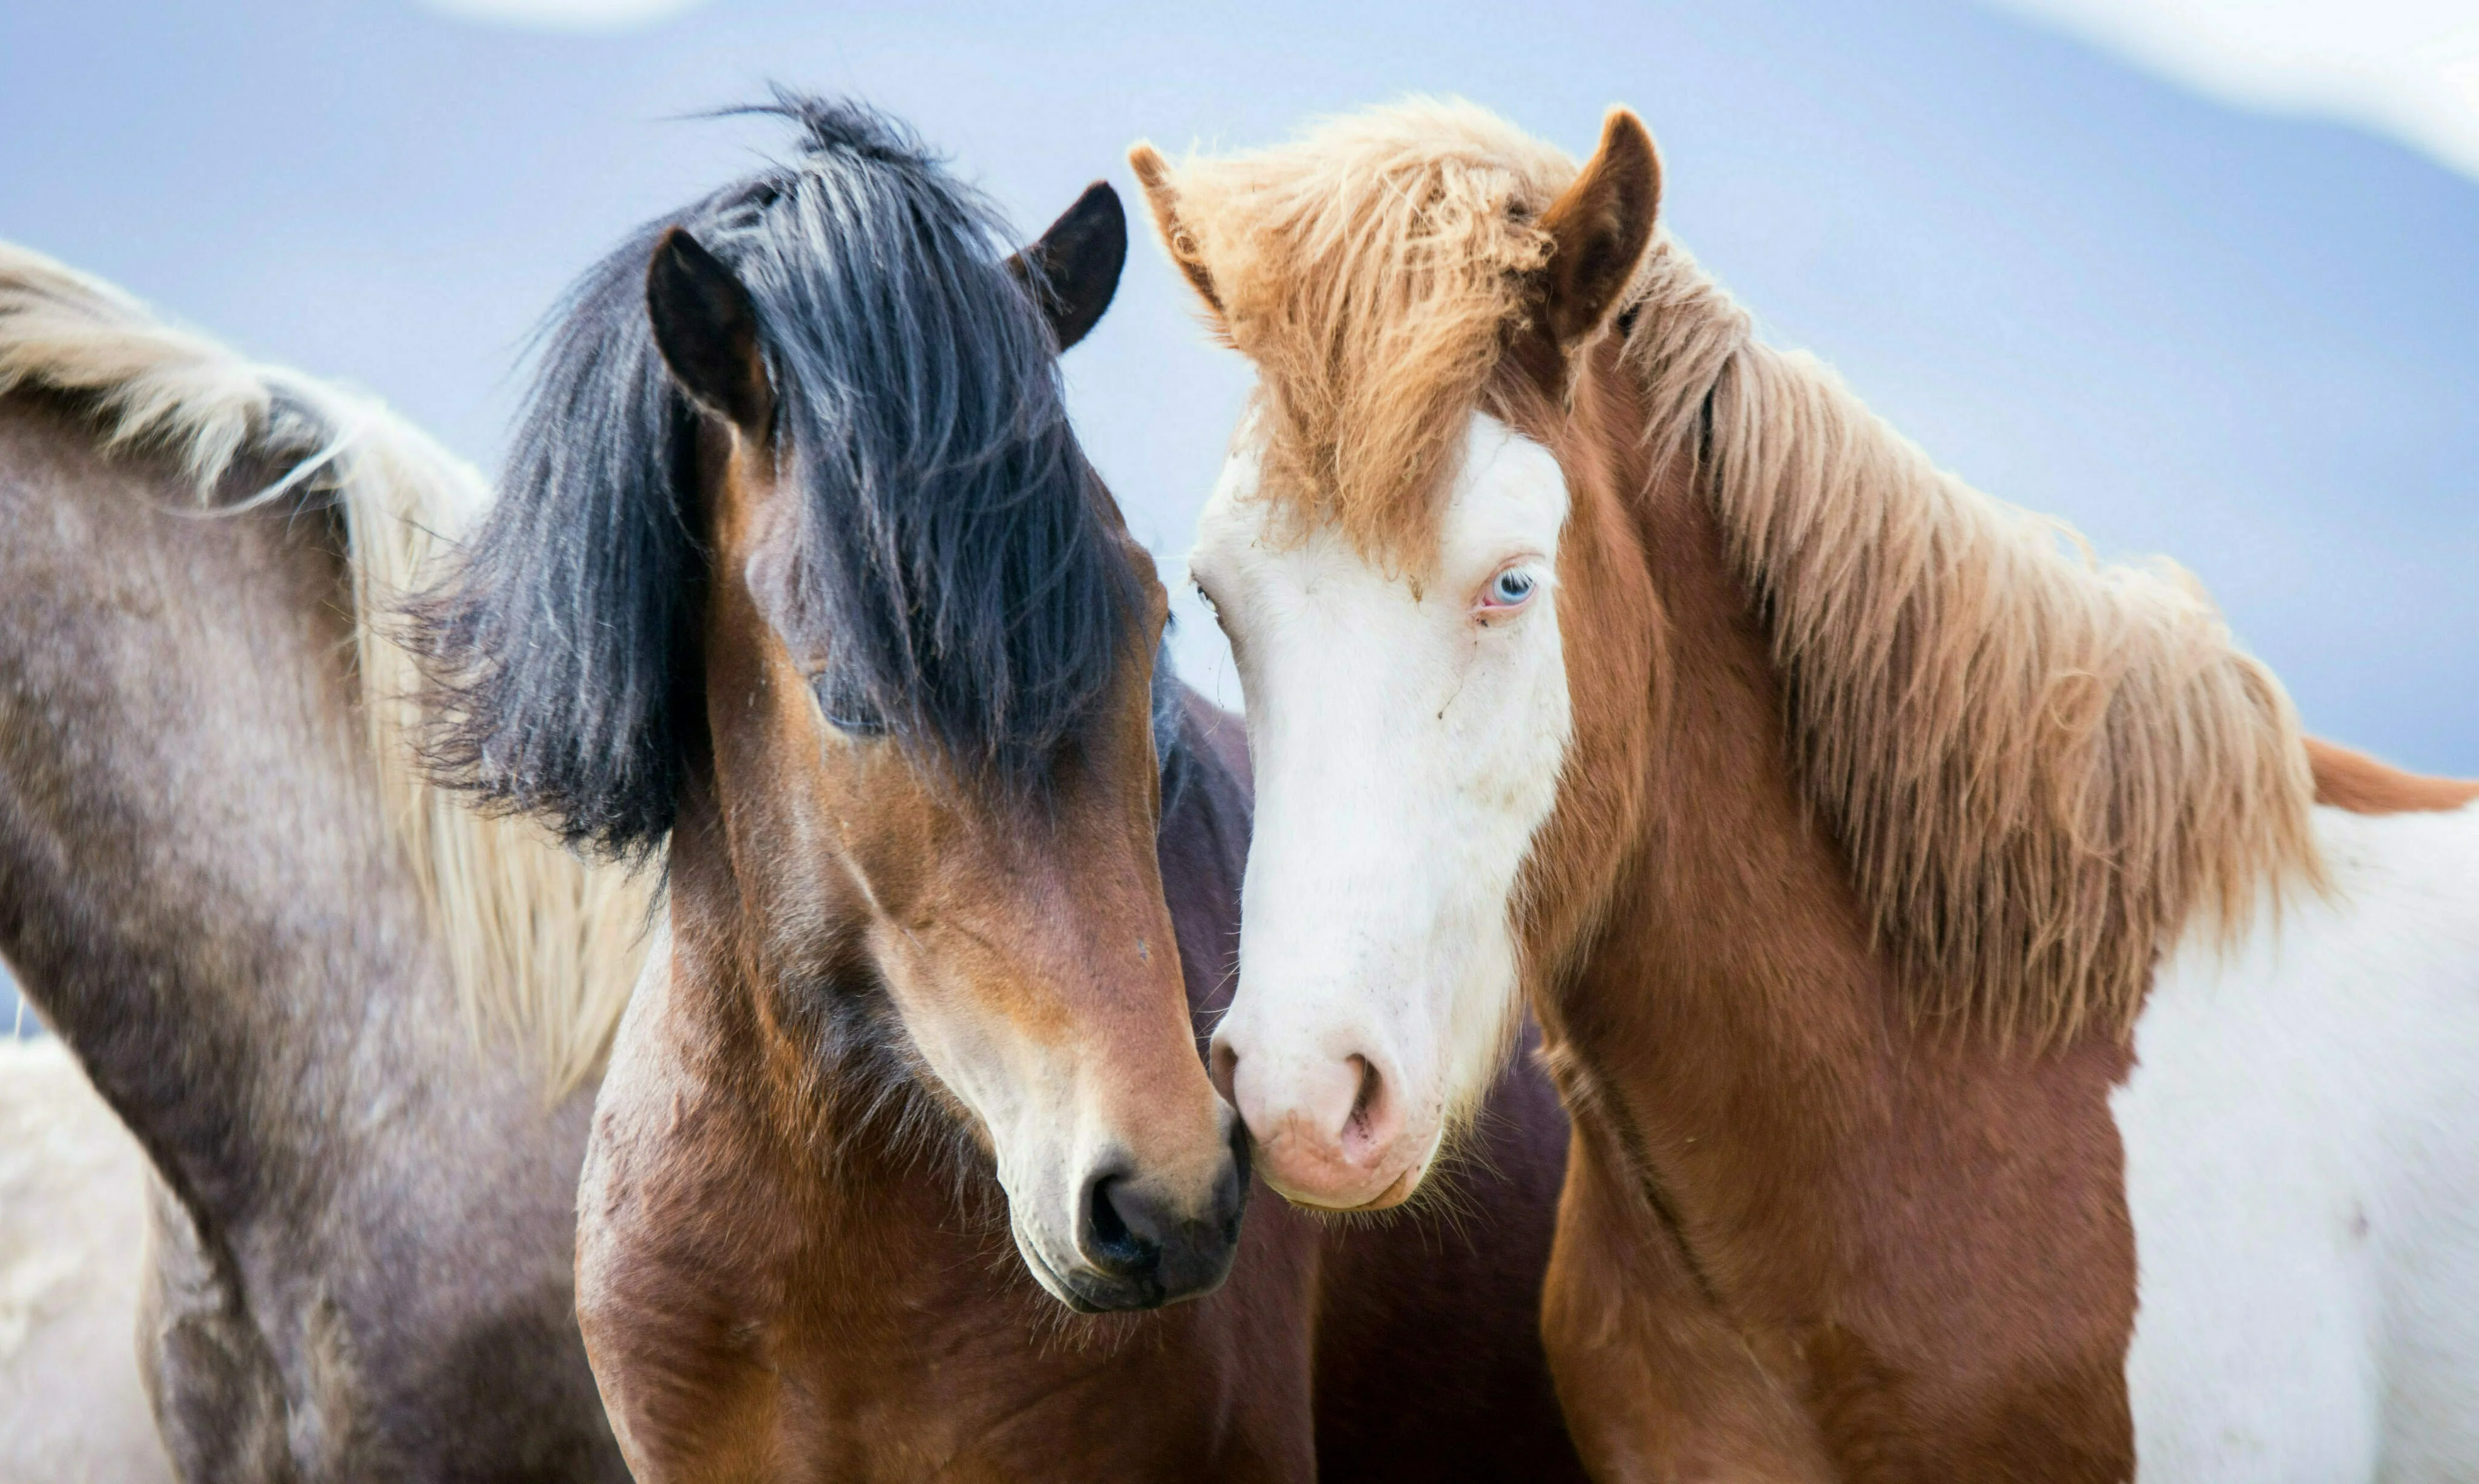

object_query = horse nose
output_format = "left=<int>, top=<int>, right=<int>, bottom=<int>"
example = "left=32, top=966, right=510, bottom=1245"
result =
left=1216, top=1036, right=1415, bottom=1211
left=1076, top=1133, right=1246, bottom=1307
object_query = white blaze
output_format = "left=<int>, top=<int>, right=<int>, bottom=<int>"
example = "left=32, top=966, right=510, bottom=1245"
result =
left=1195, top=411, right=1574, bottom=1208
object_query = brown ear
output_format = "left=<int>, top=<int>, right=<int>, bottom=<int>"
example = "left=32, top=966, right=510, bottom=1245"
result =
left=1536, top=109, right=1661, bottom=347
left=1127, top=142, right=1226, bottom=320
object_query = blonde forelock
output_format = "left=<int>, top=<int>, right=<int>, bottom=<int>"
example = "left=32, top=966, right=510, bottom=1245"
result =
left=1154, top=99, right=1577, bottom=569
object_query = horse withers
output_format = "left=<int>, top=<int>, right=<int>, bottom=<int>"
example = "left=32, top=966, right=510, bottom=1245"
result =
left=413, top=96, right=1582, bottom=1481
left=1138, top=101, right=2479, bottom=1479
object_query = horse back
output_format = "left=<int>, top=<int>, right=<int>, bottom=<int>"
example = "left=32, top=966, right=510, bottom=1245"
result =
left=2308, top=737, right=2479, bottom=815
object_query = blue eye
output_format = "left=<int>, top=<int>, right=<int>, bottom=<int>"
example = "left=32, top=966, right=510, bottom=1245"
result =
left=1488, top=568, right=1537, bottom=607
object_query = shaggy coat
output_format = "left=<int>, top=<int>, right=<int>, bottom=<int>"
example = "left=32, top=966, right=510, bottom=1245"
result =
left=1140, top=99, right=2479, bottom=1480
left=0, top=241, right=650, bottom=1477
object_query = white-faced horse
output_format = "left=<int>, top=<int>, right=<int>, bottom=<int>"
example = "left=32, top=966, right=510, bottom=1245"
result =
left=1135, top=100, right=2479, bottom=1480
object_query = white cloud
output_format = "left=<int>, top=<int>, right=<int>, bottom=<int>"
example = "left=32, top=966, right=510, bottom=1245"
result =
left=1982, top=0, right=2479, bottom=181
left=418, top=0, right=714, bottom=32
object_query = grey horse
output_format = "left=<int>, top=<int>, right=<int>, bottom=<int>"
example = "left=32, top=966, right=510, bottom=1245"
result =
left=0, top=244, right=651, bottom=1480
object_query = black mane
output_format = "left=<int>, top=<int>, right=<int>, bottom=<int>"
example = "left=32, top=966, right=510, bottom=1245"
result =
left=413, top=93, right=1138, bottom=855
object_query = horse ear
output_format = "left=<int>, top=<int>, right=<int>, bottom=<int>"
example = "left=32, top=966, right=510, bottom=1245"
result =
left=1127, top=143, right=1226, bottom=322
left=1007, top=181, right=1127, bottom=353
left=1535, top=109, right=1662, bottom=347
left=645, top=227, right=773, bottom=433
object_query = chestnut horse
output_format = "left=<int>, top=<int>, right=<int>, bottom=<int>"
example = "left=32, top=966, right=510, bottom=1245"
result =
left=0, top=241, right=651, bottom=1477
left=1136, top=101, right=2479, bottom=1479
left=414, top=95, right=1581, bottom=1481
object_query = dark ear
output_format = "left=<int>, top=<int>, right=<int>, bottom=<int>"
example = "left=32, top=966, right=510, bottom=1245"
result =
left=1536, top=110, right=1662, bottom=347
left=645, top=227, right=772, bottom=432
left=1128, top=142, right=1226, bottom=321
left=1007, top=181, right=1127, bottom=353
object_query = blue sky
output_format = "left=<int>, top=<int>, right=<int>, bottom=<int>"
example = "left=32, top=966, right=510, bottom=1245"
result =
left=3, top=0, right=2474, bottom=1022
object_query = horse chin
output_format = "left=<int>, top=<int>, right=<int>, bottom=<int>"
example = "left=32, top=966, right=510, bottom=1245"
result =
left=1256, top=1136, right=1430, bottom=1214
left=1272, top=1164, right=1422, bottom=1214
left=1011, top=1222, right=1110, bottom=1313
left=1012, top=1231, right=1182, bottom=1315
left=1357, top=1164, right=1423, bottom=1210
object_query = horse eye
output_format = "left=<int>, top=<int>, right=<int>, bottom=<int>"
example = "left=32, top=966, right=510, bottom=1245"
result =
left=1488, top=569, right=1537, bottom=607
left=810, top=674, right=889, bottom=736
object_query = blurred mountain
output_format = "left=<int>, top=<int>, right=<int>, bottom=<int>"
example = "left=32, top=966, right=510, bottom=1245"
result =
left=3, top=0, right=2472, bottom=767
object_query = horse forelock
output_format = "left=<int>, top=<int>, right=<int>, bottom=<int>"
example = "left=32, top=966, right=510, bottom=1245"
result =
left=738, top=103, right=1139, bottom=791
left=414, top=91, right=1140, bottom=861
left=0, top=241, right=652, bottom=1095
left=1147, top=97, right=1576, bottom=574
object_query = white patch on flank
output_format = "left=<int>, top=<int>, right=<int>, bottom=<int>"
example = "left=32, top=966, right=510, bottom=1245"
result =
left=2117, top=800, right=2479, bottom=1480
left=1194, top=410, right=1573, bottom=1207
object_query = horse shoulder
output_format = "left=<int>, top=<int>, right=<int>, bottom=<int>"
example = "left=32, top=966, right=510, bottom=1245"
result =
left=575, top=923, right=806, bottom=1477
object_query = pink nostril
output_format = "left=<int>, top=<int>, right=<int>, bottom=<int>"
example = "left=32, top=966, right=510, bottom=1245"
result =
left=1223, top=1041, right=1418, bottom=1209
left=1338, top=1054, right=1399, bottom=1163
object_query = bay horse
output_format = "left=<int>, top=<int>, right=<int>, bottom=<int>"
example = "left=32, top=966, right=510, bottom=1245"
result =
left=412, top=95, right=1581, bottom=1481
left=0, top=242, right=653, bottom=1478
left=1135, top=100, right=2479, bottom=1479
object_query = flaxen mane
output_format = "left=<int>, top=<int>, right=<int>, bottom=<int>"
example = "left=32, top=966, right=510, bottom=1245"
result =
left=1150, top=100, right=2321, bottom=1046
left=0, top=244, right=651, bottom=1091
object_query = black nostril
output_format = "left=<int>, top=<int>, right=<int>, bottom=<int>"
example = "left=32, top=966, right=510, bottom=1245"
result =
left=1084, top=1173, right=1163, bottom=1279
left=1076, top=1154, right=1247, bottom=1309
left=1222, top=1116, right=1253, bottom=1242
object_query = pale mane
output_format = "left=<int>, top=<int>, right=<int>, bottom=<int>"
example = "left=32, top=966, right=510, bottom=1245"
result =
left=1619, top=239, right=2321, bottom=1045
left=0, top=243, right=651, bottom=1093
left=1157, top=103, right=2321, bottom=1048
left=1138, top=98, right=1576, bottom=567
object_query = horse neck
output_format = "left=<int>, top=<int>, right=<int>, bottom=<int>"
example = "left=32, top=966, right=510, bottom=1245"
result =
left=1155, top=688, right=1254, bottom=1024
left=1526, top=357, right=2140, bottom=1457
left=0, top=401, right=467, bottom=1187
left=1533, top=390, right=1914, bottom=1148
left=646, top=768, right=1063, bottom=1417
left=0, top=399, right=616, bottom=1471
